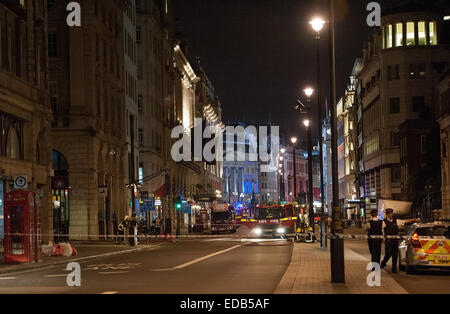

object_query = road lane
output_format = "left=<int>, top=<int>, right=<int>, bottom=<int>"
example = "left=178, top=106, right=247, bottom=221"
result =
left=0, top=239, right=293, bottom=294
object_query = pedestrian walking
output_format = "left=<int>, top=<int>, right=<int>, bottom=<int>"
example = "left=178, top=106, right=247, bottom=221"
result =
left=380, top=208, right=419, bottom=273
left=365, top=209, right=382, bottom=267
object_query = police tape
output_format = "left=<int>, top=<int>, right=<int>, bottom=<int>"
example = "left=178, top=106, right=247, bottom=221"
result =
left=0, top=232, right=416, bottom=240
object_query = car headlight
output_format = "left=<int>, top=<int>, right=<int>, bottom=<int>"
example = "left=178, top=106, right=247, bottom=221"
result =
left=277, top=228, right=285, bottom=234
left=253, top=228, right=263, bottom=235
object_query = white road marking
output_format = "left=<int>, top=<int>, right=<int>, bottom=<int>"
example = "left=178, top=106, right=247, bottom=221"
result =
left=151, top=268, right=174, bottom=272
left=0, top=277, right=16, bottom=280
left=44, top=274, right=68, bottom=278
left=173, top=245, right=242, bottom=269
left=98, top=271, right=130, bottom=275
left=101, top=291, right=118, bottom=294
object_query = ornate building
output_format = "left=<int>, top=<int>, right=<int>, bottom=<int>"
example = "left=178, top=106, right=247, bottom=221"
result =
left=48, top=0, right=130, bottom=239
left=0, top=0, right=52, bottom=240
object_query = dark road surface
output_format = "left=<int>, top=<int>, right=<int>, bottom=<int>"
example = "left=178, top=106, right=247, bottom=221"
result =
left=0, top=239, right=293, bottom=294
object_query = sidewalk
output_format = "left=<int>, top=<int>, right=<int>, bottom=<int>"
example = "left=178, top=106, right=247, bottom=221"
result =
left=275, top=242, right=408, bottom=294
left=0, top=241, right=156, bottom=276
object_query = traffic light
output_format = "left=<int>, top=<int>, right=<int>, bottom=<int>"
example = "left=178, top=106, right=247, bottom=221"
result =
left=175, top=197, right=182, bottom=210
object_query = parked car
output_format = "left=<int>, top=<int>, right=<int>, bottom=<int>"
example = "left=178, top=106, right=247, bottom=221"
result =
left=398, top=222, right=450, bottom=274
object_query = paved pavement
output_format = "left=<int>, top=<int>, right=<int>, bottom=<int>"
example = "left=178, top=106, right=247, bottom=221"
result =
left=345, top=239, right=450, bottom=294
left=275, top=241, right=408, bottom=294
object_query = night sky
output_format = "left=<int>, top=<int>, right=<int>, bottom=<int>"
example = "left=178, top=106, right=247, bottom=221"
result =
left=172, top=0, right=445, bottom=140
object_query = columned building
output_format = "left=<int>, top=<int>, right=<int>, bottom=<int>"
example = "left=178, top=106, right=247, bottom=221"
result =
left=355, top=4, right=450, bottom=217
left=0, top=0, right=52, bottom=241
left=223, top=124, right=260, bottom=206
left=48, top=0, right=129, bottom=239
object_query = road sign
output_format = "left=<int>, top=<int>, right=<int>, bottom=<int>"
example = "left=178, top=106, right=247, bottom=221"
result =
left=143, top=198, right=154, bottom=211
left=14, top=175, right=28, bottom=189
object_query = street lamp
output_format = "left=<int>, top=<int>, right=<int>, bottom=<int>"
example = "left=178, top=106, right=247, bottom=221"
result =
left=309, top=17, right=326, bottom=35
left=303, top=88, right=315, bottom=235
left=327, top=0, right=345, bottom=283
left=290, top=137, right=298, bottom=204
left=310, top=16, right=327, bottom=250
left=304, top=87, right=314, bottom=98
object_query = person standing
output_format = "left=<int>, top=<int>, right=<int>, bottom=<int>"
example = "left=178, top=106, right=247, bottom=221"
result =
left=116, top=216, right=130, bottom=244
left=380, top=208, right=419, bottom=273
left=365, top=209, right=383, bottom=267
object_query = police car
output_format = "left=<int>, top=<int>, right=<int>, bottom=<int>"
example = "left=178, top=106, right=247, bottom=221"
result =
left=398, top=222, right=450, bottom=274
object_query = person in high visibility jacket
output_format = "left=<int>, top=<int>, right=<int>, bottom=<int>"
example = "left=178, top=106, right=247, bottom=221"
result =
left=116, top=216, right=130, bottom=244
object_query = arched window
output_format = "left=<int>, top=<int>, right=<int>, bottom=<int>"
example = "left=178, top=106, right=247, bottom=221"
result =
left=6, top=127, right=20, bottom=160
left=52, top=150, right=69, bottom=176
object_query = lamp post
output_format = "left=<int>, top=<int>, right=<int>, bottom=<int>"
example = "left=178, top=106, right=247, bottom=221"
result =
left=303, top=88, right=315, bottom=234
left=328, top=0, right=345, bottom=283
left=290, top=137, right=298, bottom=204
left=280, top=147, right=286, bottom=202
left=310, top=16, right=327, bottom=249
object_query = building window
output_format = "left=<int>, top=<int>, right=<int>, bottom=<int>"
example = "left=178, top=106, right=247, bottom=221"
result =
left=388, top=64, right=400, bottom=80
left=412, top=96, right=425, bottom=113
left=410, top=63, right=425, bottom=79
left=418, top=21, right=426, bottom=46
left=406, top=22, right=415, bottom=46
left=138, top=128, right=144, bottom=146
left=386, top=24, right=393, bottom=49
left=391, top=132, right=400, bottom=147
left=48, top=33, right=57, bottom=57
left=395, top=23, right=403, bottom=47
left=421, top=135, right=427, bottom=154
left=429, top=21, right=437, bottom=45
left=138, top=94, right=143, bottom=112
left=390, top=98, right=400, bottom=114
left=136, top=26, right=141, bottom=44
left=391, top=165, right=401, bottom=182
left=137, top=60, right=143, bottom=79
left=6, top=127, right=20, bottom=160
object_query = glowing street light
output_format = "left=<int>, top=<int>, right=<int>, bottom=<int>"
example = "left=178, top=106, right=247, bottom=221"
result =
left=309, top=17, right=326, bottom=33
left=303, top=119, right=311, bottom=128
left=290, top=137, right=298, bottom=145
left=304, top=87, right=314, bottom=98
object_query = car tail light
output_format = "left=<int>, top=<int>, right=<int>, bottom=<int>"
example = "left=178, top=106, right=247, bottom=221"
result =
left=411, top=233, right=421, bottom=248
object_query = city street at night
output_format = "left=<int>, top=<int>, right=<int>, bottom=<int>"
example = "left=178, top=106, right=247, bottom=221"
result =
left=0, top=0, right=450, bottom=305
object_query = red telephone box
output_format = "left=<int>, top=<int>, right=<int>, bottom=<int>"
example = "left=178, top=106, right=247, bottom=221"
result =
left=4, top=190, right=40, bottom=263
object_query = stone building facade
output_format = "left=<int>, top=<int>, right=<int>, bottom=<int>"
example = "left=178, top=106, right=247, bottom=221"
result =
left=48, top=0, right=130, bottom=239
left=0, top=0, right=52, bottom=240
left=355, top=5, right=450, bottom=217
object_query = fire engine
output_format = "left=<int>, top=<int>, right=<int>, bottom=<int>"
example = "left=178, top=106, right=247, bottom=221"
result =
left=246, top=204, right=299, bottom=238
